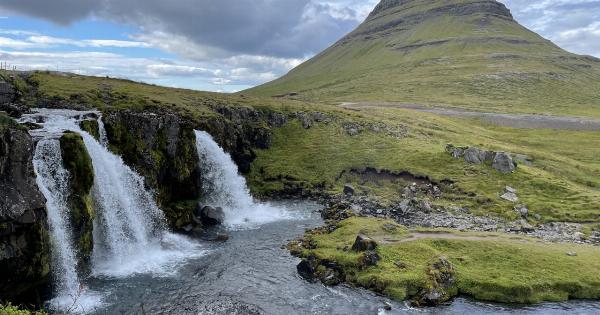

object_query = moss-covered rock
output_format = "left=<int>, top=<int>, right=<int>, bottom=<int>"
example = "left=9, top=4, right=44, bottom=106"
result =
left=79, top=119, right=100, bottom=141
left=59, top=132, right=94, bottom=272
left=103, top=109, right=201, bottom=229
left=0, top=120, right=50, bottom=304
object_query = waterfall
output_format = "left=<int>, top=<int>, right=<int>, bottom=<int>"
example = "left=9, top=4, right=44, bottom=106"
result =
left=23, top=109, right=203, bottom=312
left=96, top=115, right=109, bottom=147
left=32, top=140, right=82, bottom=309
left=194, top=130, right=294, bottom=228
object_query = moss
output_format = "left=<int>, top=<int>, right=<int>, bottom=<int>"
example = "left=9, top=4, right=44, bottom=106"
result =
left=0, top=303, right=46, bottom=315
left=79, top=120, right=100, bottom=141
left=59, top=132, right=95, bottom=273
left=297, top=217, right=600, bottom=304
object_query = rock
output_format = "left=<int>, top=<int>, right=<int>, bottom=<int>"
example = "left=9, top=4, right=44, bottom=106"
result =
left=413, top=256, right=456, bottom=306
left=200, top=206, right=225, bottom=225
left=213, top=232, right=229, bottom=242
left=505, top=186, right=517, bottom=194
left=492, top=152, right=516, bottom=174
left=445, top=144, right=465, bottom=158
left=515, top=205, right=529, bottom=218
left=383, top=301, right=393, bottom=311
left=343, top=184, right=355, bottom=196
left=297, top=258, right=317, bottom=282
left=352, top=234, right=378, bottom=251
left=358, top=250, right=380, bottom=270
left=462, top=147, right=493, bottom=164
left=0, top=123, right=50, bottom=301
left=566, top=251, right=578, bottom=257
left=501, top=192, right=519, bottom=202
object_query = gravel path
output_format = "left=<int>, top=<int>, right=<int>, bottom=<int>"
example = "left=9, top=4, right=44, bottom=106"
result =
left=340, top=102, right=600, bottom=131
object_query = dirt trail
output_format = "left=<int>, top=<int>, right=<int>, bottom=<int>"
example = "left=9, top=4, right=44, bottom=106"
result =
left=340, top=102, right=600, bottom=131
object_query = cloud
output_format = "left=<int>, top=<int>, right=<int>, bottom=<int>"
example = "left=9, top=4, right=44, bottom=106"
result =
left=0, top=33, right=150, bottom=50
left=500, top=0, right=600, bottom=57
left=0, top=0, right=364, bottom=59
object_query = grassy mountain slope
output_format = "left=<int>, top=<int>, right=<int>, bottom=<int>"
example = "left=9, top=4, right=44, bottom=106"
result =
left=247, top=0, right=600, bottom=117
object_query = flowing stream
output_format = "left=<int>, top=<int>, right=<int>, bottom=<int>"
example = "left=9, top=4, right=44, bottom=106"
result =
left=20, top=109, right=600, bottom=315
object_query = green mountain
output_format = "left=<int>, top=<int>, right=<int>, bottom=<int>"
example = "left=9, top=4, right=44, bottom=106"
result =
left=248, top=0, right=600, bottom=117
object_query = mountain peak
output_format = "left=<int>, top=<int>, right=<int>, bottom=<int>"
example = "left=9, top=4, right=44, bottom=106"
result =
left=247, top=0, right=600, bottom=116
left=368, top=0, right=512, bottom=20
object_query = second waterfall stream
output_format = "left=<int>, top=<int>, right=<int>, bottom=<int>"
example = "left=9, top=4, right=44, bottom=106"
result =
left=194, top=130, right=296, bottom=229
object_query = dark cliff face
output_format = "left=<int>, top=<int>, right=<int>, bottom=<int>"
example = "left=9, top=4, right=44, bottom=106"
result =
left=0, top=122, right=50, bottom=302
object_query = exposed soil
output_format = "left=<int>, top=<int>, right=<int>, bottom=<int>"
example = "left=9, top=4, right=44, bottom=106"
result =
left=340, top=102, right=600, bottom=131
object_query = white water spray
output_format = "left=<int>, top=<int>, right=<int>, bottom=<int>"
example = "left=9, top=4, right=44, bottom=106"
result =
left=194, top=130, right=295, bottom=228
left=22, top=109, right=204, bottom=312
left=32, top=140, right=84, bottom=310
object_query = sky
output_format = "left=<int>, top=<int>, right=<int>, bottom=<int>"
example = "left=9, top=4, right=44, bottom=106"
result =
left=0, top=0, right=598, bottom=92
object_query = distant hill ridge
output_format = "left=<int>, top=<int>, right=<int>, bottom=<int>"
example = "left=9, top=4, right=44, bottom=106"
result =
left=248, top=0, right=600, bottom=117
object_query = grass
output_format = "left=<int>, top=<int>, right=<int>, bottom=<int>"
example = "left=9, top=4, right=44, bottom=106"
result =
left=297, top=217, right=600, bottom=303
left=247, top=1, right=600, bottom=117
left=249, top=107, right=600, bottom=223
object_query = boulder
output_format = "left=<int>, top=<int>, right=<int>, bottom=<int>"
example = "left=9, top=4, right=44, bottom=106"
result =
left=352, top=234, right=378, bottom=251
left=463, top=147, right=493, bottom=164
left=199, top=206, right=225, bottom=225
left=492, top=152, right=516, bottom=174
left=297, top=258, right=317, bottom=282
left=515, top=205, right=529, bottom=218
left=343, top=184, right=355, bottom=196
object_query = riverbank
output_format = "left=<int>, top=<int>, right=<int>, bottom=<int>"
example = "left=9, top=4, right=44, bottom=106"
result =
left=290, top=216, right=600, bottom=306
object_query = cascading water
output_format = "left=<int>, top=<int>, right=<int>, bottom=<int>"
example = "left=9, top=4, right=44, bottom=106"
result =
left=22, top=109, right=203, bottom=313
left=194, top=130, right=296, bottom=228
left=32, top=139, right=93, bottom=311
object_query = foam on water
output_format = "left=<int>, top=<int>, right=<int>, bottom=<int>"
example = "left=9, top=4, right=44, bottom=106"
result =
left=23, top=109, right=205, bottom=313
left=194, top=130, right=301, bottom=229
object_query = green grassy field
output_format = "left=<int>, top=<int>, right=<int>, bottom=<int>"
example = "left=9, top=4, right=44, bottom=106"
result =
left=294, top=217, right=600, bottom=303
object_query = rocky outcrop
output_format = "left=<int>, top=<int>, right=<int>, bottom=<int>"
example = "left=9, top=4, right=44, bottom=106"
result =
left=103, top=109, right=201, bottom=230
left=0, top=118, right=50, bottom=302
left=413, top=256, right=456, bottom=306
left=79, top=119, right=100, bottom=141
left=59, top=132, right=95, bottom=272
left=446, top=144, right=517, bottom=174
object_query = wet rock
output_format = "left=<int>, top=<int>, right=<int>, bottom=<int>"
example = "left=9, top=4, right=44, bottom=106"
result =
left=343, top=184, right=355, bottom=196
left=383, top=301, right=393, bottom=310
left=199, top=206, right=225, bottom=226
left=297, top=258, right=318, bottom=282
left=352, top=234, right=378, bottom=251
left=492, top=152, right=516, bottom=174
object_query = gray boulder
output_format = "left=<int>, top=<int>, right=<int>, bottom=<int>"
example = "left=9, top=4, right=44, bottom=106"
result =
left=492, top=152, right=516, bottom=174
left=199, top=205, right=225, bottom=225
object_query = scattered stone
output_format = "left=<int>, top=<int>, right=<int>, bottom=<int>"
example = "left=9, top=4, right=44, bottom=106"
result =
left=492, top=152, right=516, bottom=174
left=352, top=234, right=378, bottom=251
left=505, top=186, right=517, bottom=194
left=519, top=219, right=535, bottom=233
left=533, top=213, right=542, bottom=221
left=566, top=251, right=578, bottom=257
left=343, top=184, right=356, bottom=196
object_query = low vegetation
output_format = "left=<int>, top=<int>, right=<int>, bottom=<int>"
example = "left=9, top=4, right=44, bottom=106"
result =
left=293, top=217, right=600, bottom=304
